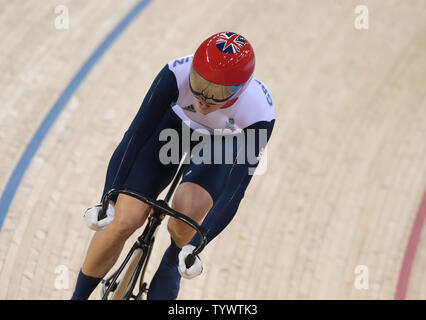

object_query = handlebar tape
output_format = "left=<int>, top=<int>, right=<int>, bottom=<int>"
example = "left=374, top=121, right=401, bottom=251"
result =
left=185, top=253, right=196, bottom=269
left=98, top=203, right=108, bottom=221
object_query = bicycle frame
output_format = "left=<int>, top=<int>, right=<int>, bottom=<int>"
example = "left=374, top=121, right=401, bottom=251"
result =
left=98, top=161, right=207, bottom=300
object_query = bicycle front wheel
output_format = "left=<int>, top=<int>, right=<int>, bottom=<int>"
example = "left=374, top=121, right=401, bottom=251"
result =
left=110, top=248, right=144, bottom=300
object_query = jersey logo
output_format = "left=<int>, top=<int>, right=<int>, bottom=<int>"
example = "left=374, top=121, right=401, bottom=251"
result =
left=225, top=117, right=236, bottom=131
left=183, top=104, right=196, bottom=112
left=254, top=79, right=273, bottom=106
left=216, top=32, right=246, bottom=54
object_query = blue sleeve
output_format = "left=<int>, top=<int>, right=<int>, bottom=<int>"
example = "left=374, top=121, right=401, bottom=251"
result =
left=101, top=64, right=179, bottom=202
left=190, top=119, right=275, bottom=246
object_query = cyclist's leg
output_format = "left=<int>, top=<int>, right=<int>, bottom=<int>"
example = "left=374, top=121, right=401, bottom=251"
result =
left=72, top=194, right=150, bottom=300
left=167, top=132, right=232, bottom=247
left=81, top=194, right=150, bottom=278
left=146, top=237, right=182, bottom=300
left=72, top=109, right=183, bottom=300
left=167, top=181, right=213, bottom=248
left=145, top=182, right=213, bottom=300
left=148, top=160, right=230, bottom=300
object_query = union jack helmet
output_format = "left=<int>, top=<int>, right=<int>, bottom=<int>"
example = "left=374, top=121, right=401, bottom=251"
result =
left=190, top=32, right=255, bottom=107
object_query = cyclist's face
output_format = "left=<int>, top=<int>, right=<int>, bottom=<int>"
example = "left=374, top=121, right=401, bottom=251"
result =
left=195, top=98, right=223, bottom=114
left=189, top=65, right=239, bottom=114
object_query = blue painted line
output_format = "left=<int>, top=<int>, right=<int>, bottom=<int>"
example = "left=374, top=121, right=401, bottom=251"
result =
left=0, top=0, right=152, bottom=230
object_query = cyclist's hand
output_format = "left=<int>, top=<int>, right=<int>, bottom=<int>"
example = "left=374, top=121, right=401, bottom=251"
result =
left=83, top=204, right=115, bottom=231
left=178, top=245, right=203, bottom=279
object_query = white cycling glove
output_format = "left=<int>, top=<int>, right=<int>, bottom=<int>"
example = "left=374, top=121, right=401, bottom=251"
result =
left=178, top=245, right=203, bottom=279
left=83, top=203, right=115, bottom=231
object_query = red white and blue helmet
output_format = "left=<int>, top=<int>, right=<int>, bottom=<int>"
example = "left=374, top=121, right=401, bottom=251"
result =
left=190, top=32, right=255, bottom=107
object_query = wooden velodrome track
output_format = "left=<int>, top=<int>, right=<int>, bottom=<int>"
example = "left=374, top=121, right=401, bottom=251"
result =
left=0, top=0, right=425, bottom=300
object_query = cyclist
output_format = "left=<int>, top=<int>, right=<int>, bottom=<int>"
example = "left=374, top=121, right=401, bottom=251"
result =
left=71, top=31, right=275, bottom=300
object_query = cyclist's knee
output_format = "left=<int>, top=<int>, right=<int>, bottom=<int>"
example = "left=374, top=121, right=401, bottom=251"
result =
left=168, top=183, right=213, bottom=247
left=109, top=216, right=138, bottom=240
left=172, top=182, right=213, bottom=216
left=108, top=194, right=149, bottom=240
left=167, top=220, right=187, bottom=247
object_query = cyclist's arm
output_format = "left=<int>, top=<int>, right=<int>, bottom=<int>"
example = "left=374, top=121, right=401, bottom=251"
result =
left=190, top=119, right=275, bottom=246
left=101, top=64, right=179, bottom=203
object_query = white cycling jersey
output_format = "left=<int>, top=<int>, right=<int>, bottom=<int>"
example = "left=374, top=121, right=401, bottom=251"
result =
left=168, top=55, right=276, bottom=135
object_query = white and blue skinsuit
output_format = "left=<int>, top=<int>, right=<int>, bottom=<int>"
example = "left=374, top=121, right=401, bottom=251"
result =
left=101, top=55, right=276, bottom=299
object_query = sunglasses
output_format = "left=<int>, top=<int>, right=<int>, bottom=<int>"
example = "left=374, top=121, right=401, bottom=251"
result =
left=189, top=72, right=243, bottom=104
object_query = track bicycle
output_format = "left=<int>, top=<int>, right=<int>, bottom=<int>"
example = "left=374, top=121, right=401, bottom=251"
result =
left=98, top=161, right=207, bottom=300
